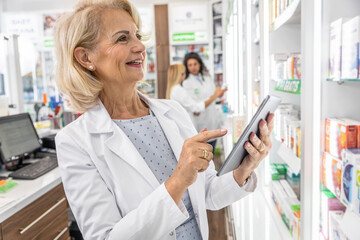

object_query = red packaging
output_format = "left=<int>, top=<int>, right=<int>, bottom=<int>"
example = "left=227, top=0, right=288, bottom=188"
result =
left=325, top=118, right=358, bottom=159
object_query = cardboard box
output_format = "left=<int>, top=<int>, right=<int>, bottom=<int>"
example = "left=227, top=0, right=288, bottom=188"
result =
left=325, top=118, right=357, bottom=159
left=329, top=18, right=347, bottom=79
left=323, top=152, right=343, bottom=198
left=320, top=190, right=346, bottom=240
left=341, top=16, right=360, bottom=79
left=329, top=211, right=349, bottom=240
left=341, top=149, right=360, bottom=214
left=341, top=118, right=360, bottom=148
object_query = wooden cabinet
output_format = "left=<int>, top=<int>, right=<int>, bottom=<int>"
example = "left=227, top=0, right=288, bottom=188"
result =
left=0, top=184, right=70, bottom=240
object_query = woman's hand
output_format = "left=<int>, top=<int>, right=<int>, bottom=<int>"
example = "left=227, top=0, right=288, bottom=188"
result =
left=233, top=113, right=275, bottom=186
left=213, top=86, right=227, bottom=98
left=165, top=128, right=227, bottom=204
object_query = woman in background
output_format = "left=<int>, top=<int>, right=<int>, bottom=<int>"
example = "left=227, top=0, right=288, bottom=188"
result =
left=182, top=52, right=227, bottom=150
left=166, top=64, right=225, bottom=125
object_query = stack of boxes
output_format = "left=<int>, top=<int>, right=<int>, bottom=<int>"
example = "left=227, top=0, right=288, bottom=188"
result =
left=273, top=104, right=301, bottom=158
left=329, top=16, right=360, bottom=80
left=270, top=163, right=301, bottom=239
left=322, top=118, right=360, bottom=239
left=270, top=53, right=301, bottom=81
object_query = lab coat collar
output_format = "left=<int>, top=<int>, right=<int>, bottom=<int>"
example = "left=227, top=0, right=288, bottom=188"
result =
left=84, top=91, right=171, bottom=134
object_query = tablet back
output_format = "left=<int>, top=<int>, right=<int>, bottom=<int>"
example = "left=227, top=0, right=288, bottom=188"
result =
left=217, top=95, right=281, bottom=176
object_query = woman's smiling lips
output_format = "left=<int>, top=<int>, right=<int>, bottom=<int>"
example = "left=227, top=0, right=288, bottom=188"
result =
left=126, top=58, right=143, bottom=68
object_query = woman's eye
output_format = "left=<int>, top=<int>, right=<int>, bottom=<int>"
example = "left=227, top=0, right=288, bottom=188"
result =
left=136, top=34, right=142, bottom=40
left=116, top=36, right=127, bottom=42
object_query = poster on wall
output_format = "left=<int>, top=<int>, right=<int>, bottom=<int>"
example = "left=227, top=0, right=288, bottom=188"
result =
left=3, top=13, right=41, bottom=40
left=43, top=13, right=63, bottom=37
left=169, top=2, right=209, bottom=44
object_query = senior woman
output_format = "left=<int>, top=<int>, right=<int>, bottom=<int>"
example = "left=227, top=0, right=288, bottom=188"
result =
left=54, top=0, right=274, bottom=239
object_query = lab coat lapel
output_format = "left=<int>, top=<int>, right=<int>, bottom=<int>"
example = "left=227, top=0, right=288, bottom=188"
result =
left=155, top=113, right=183, bottom=161
left=85, top=99, right=160, bottom=189
left=105, top=126, right=160, bottom=189
left=150, top=102, right=201, bottom=226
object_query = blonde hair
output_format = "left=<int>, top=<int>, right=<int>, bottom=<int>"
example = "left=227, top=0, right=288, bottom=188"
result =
left=166, top=64, right=186, bottom=99
left=54, top=0, right=149, bottom=113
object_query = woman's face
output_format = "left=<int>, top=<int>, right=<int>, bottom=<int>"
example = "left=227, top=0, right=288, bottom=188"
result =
left=187, top=58, right=200, bottom=75
left=90, top=9, right=146, bottom=86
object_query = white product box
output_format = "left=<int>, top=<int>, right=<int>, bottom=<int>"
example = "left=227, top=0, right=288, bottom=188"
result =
left=341, top=16, right=360, bottom=79
left=340, top=149, right=360, bottom=208
left=329, top=18, right=347, bottom=79
left=280, top=180, right=298, bottom=199
left=342, top=149, right=360, bottom=216
left=329, top=211, right=349, bottom=240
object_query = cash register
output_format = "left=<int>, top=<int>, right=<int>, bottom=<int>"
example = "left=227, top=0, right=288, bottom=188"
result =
left=0, top=113, right=58, bottom=179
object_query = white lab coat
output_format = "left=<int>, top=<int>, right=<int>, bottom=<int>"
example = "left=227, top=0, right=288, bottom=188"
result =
left=55, top=93, right=257, bottom=240
left=170, top=84, right=205, bottom=123
left=182, top=74, right=222, bottom=132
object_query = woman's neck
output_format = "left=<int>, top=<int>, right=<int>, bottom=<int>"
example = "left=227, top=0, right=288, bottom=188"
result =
left=99, top=83, right=149, bottom=119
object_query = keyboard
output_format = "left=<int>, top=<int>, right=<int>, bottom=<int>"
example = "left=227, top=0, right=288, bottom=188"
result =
left=9, top=156, right=58, bottom=180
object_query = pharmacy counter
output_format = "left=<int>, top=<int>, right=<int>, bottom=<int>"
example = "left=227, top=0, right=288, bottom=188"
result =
left=0, top=168, right=70, bottom=239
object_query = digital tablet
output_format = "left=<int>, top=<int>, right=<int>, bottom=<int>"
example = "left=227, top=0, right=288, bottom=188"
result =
left=217, top=95, right=281, bottom=176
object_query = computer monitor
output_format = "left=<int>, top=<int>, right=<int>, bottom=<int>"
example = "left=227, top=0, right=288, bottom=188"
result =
left=0, top=113, right=42, bottom=164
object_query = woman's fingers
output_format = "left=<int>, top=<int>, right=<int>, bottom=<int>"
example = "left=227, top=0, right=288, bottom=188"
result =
left=191, top=129, right=227, bottom=143
left=197, top=148, right=213, bottom=161
left=266, top=113, right=275, bottom=132
left=244, top=141, right=261, bottom=160
left=249, top=133, right=266, bottom=154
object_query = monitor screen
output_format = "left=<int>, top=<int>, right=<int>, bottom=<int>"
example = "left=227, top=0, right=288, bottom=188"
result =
left=0, top=113, right=41, bottom=162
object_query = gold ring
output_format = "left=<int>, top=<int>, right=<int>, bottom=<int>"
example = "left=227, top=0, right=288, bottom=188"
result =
left=202, top=149, right=210, bottom=159
left=256, top=142, right=265, bottom=153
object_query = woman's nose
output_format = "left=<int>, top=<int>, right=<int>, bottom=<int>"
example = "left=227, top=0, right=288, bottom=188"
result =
left=132, top=39, right=146, bottom=53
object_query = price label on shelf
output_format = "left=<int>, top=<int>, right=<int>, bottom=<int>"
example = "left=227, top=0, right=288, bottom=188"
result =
left=275, top=79, right=301, bottom=94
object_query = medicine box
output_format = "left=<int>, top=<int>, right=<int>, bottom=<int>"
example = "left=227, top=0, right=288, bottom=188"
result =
left=329, top=211, right=349, bottom=240
left=329, top=18, right=346, bottom=79
left=341, top=16, right=360, bottom=79
left=320, top=189, right=346, bottom=240
left=325, top=118, right=357, bottom=159
left=322, top=152, right=342, bottom=198
left=341, top=149, right=360, bottom=215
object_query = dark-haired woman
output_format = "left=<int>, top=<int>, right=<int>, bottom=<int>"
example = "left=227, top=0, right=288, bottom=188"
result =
left=183, top=52, right=227, bottom=151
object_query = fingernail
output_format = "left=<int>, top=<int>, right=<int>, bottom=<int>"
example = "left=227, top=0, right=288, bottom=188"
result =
left=246, top=142, right=251, bottom=147
left=220, top=129, right=227, bottom=134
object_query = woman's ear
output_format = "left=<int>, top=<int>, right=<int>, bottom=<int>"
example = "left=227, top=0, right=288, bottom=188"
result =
left=74, top=47, right=96, bottom=71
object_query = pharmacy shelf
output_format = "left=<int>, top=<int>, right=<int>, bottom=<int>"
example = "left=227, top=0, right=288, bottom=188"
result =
left=213, top=15, right=222, bottom=20
left=261, top=186, right=294, bottom=240
left=270, top=0, right=301, bottom=32
left=272, top=136, right=301, bottom=174
left=326, top=78, right=360, bottom=83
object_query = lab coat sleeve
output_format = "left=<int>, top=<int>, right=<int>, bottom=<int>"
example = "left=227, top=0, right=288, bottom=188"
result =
left=170, top=86, right=205, bottom=113
left=56, top=131, right=189, bottom=240
left=170, top=99, right=257, bottom=210
left=204, top=161, right=257, bottom=211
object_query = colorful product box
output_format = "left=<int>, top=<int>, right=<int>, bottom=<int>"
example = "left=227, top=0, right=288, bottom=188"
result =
left=329, top=18, right=348, bottom=80
left=323, top=152, right=343, bottom=198
left=341, top=16, right=360, bottom=79
left=354, top=162, right=360, bottom=217
left=341, top=118, right=360, bottom=149
left=341, top=149, right=360, bottom=215
left=325, top=118, right=358, bottom=159
left=320, top=189, right=346, bottom=240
